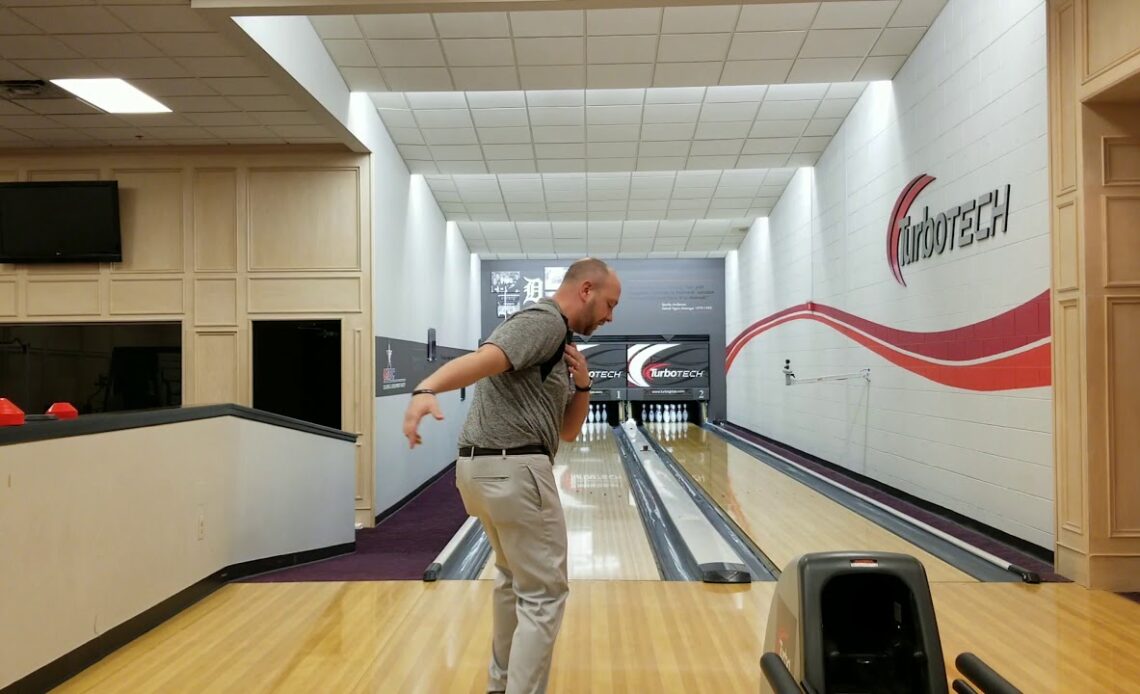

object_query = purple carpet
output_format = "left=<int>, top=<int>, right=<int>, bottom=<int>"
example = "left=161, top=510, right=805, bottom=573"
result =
left=718, top=423, right=1067, bottom=583
left=240, top=466, right=468, bottom=582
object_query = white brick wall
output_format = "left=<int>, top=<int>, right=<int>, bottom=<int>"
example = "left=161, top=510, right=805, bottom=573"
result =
left=726, top=0, right=1052, bottom=547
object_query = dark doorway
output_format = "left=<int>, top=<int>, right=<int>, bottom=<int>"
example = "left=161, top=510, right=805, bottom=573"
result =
left=252, top=319, right=341, bottom=429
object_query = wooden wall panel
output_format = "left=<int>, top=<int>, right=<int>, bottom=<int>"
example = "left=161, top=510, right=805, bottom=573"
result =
left=1083, top=0, right=1140, bottom=78
left=26, top=170, right=99, bottom=181
left=194, top=170, right=238, bottom=272
left=1056, top=300, right=1085, bottom=537
left=1056, top=199, right=1080, bottom=291
left=248, top=277, right=361, bottom=314
left=112, top=170, right=184, bottom=274
left=1107, top=298, right=1140, bottom=537
left=1103, top=195, right=1140, bottom=286
left=0, top=171, right=16, bottom=182
left=1103, top=137, right=1140, bottom=184
left=110, top=278, right=184, bottom=315
left=26, top=280, right=100, bottom=317
left=194, top=278, right=238, bottom=326
left=0, top=281, right=16, bottom=317
left=1056, top=2, right=1078, bottom=193
left=194, top=331, right=239, bottom=405
left=248, top=169, right=360, bottom=272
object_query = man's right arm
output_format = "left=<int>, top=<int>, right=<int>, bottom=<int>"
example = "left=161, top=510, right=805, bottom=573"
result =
left=402, top=344, right=511, bottom=448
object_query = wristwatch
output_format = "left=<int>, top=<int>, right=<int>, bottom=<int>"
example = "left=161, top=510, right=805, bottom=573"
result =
left=574, top=379, right=593, bottom=393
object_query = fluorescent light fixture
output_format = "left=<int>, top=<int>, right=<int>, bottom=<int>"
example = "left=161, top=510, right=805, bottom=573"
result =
left=50, top=78, right=171, bottom=114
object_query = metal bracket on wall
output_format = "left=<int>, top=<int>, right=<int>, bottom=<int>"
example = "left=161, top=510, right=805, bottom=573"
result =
left=782, top=359, right=870, bottom=386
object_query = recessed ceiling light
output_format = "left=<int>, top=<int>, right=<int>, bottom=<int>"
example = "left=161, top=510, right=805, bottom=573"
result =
left=50, top=78, right=171, bottom=114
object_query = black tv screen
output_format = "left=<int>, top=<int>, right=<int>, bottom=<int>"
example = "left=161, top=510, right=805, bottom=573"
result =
left=0, top=180, right=122, bottom=263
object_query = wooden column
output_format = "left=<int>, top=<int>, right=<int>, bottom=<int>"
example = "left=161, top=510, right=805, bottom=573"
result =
left=1048, top=0, right=1140, bottom=590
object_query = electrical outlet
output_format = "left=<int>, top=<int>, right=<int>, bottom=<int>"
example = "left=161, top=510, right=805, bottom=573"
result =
left=197, top=507, right=205, bottom=541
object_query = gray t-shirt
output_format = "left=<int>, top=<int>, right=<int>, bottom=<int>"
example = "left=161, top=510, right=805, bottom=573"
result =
left=459, top=298, right=573, bottom=458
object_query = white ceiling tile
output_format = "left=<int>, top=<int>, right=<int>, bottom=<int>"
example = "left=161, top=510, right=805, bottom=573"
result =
left=443, top=39, right=515, bottom=67
left=535, top=143, right=586, bottom=158
left=661, top=5, right=740, bottom=33
left=586, top=89, right=645, bottom=106
left=466, top=91, right=526, bottom=108
left=720, top=60, right=793, bottom=85
left=653, top=62, right=724, bottom=87
left=699, top=102, right=759, bottom=121
left=519, top=65, right=585, bottom=89
left=787, top=151, right=821, bottom=166
left=324, top=38, right=377, bottom=67
left=743, top=137, right=797, bottom=154
left=526, top=90, right=585, bottom=107
left=431, top=145, right=484, bottom=160
left=433, top=12, right=510, bottom=38
left=515, top=37, right=584, bottom=66
left=644, top=87, right=706, bottom=104
left=889, top=0, right=947, bottom=27
left=587, top=141, right=639, bottom=157
left=586, top=104, right=642, bottom=125
left=803, top=117, right=843, bottom=136
left=736, top=3, right=820, bottom=32
left=687, top=155, right=739, bottom=169
left=787, top=58, right=862, bottom=82
left=201, top=77, right=280, bottom=95
left=407, top=160, right=440, bottom=174
left=586, top=8, right=662, bottom=36
left=639, top=140, right=691, bottom=157
left=705, top=85, right=767, bottom=102
left=695, top=121, right=752, bottom=140
left=472, top=108, right=529, bottom=127
left=95, top=57, right=189, bottom=79
left=148, top=32, right=242, bottom=58
left=813, top=1, right=899, bottom=29
left=14, top=6, right=130, bottom=34
left=757, top=100, right=819, bottom=120
left=658, top=220, right=694, bottom=236
left=800, top=29, right=880, bottom=58
left=738, top=154, right=791, bottom=168
left=727, top=31, right=806, bottom=61
left=638, top=156, right=688, bottom=171
left=478, top=126, right=533, bottom=143
left=406, top=92, right=468, bottom=109
left=382, top=67, right=453, bottom=90
left=657, top=34, right=731, bottom=63
left=451, top=67, right=520, bottom=90
left=642, top=103, right=701, bottom=124
left=529, top=106, right=584, bottom=126
left=398, top=144, right=432, bottom=159
left=586, top=63, right=654, bottom=89
left=826, top=82, right=868, bottom=99
left=533, top=125, right=585, bottom=143
left=0, top=36, right=78, bottom=61
left=378, top=109, right=417, bottom=127
left=690, top=139, right=744, bottom=155
left=372, top=93, right=408, bottom=109
left=587, top=35, right=658, bottom=64
left=174, top=57, right=263, bottom=78
left=794, top=136, right=830, bottom=152
left=357, top=14, right=436, bottom=39
left=766, top=83, right=831, bottom=100
left=676, top=171, right=721, bottom=187
left=587, top=124, right=643, bottom=141
left=814, top=98, right=857, bottom=118
left=422, top=127, right=479, bottom=144
left=509, top=10, right=585, bottom=37
left=60, top=34, right=163, bottom=59
left=871, top=27, right=926, bottom=55
left=309, top=16, right=363, bottom=40
left=856, top=55, right=908, bottom=80
left=641, top=122, right=697, bottom=141
left=763, top=169, right=796, bottom=184
left=415, top=109, right=474, bottom=128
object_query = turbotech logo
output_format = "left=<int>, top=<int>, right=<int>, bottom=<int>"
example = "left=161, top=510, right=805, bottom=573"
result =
left=644, top=363, right=705, bottom=381
left=887, top=174, right=1011, bottom=286
left=589, top=370, right=624, bottom=380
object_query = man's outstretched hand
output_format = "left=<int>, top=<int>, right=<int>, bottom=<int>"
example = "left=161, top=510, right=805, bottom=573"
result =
left=403, top=394, right=444, bottom=449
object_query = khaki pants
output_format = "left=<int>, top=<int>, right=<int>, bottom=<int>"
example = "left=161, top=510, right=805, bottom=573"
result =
left=456, top=453, right=569, bottom=694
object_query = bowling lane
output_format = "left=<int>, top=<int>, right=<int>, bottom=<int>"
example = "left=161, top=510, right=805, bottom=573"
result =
left=480, top=421, right=660, bottom=580
left=645, top=422, right=974, bottom=582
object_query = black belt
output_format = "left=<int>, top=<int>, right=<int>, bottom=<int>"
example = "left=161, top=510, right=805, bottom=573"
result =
left=461, top=444, right=549, bottom=458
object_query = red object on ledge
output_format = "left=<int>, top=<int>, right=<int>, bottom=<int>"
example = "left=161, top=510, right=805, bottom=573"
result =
left=47, top=402, right=79, bottom=420
left=0, top=398, right=26, bottom=426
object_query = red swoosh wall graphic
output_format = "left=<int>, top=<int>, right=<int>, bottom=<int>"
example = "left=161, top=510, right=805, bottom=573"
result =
left=887, top=173, right=936, bottom=286
left=726, top=290, right=1051, bottom=391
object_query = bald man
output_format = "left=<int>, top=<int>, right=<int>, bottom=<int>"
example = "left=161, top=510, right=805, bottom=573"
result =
left=404, top=257, right=621, bottom=694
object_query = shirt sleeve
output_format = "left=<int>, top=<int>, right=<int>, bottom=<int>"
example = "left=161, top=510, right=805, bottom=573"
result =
left=485, top=308, right=566, bottom=371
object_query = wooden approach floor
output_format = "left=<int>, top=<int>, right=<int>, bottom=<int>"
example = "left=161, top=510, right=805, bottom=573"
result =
left=53, top=579, right=1140, bottom=693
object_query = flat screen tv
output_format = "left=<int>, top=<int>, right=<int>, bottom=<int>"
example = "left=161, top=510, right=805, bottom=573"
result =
left=0, top=180, right=122, bottom=263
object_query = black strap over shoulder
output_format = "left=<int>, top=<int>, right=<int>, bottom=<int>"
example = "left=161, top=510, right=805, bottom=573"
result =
left=503, top=301, right=571, bottom=381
